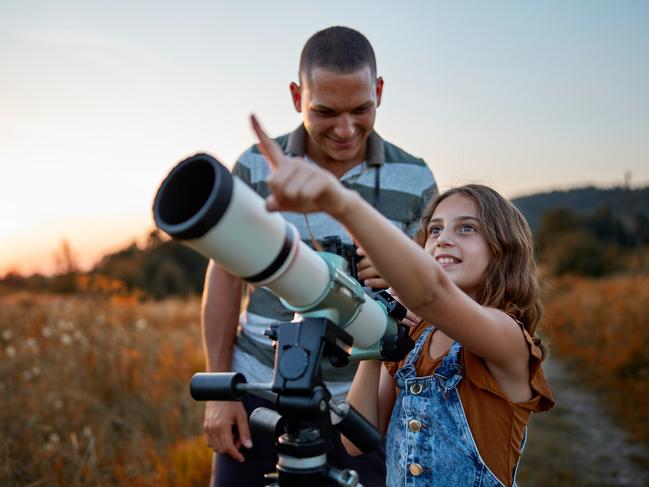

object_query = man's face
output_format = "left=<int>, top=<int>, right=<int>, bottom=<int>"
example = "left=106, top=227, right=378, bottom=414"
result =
left=290, top=65, right=383, bottom=168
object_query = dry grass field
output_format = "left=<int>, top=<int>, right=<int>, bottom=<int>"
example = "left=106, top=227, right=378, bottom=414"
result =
left=0, top=293, right=211, bottom=486
left=518, top=272, right=649, bottom=486
left=544, top=273, right=649, bottom=446
left=1, top=271, right=648, bottom=486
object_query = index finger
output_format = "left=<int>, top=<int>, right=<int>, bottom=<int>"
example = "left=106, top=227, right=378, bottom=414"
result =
left=250, top=114, right=286, bottom=171
left=219, top=429, right=245, bottom=462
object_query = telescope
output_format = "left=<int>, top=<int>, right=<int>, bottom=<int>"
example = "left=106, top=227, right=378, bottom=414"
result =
left=152, top=153, right=413, bottom=486
left=152, top=153, right=412, bottom=364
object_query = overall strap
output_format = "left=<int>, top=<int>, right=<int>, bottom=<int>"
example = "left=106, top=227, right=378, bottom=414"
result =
left=434, top=341, right=464, bottom=391
left=403, top=325, right=435, bottom=367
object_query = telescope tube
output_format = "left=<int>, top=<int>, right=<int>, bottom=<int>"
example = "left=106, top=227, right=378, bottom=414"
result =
left=152, top=153, right=387, bottom=349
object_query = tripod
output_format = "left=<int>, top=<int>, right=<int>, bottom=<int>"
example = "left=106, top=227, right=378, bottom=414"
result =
left=191, top=318, right=387, bottom=487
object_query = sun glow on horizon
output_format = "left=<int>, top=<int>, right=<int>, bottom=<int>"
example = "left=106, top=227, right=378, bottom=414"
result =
left=0, top=214, right=155, bottom=276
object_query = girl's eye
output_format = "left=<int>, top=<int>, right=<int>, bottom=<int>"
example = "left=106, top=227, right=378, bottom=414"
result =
left=428, top=225, right=442, bottom=237
left=459, top=224, right=477, bottom=233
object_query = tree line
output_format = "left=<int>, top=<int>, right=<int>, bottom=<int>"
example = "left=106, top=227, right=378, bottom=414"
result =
left=2, top=186, right=647, bottom=298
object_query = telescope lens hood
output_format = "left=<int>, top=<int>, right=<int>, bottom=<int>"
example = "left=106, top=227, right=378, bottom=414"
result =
left=153, top=153, right=233, bottom=240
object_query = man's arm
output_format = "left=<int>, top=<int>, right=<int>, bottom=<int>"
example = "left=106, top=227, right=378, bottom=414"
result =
left=201, top=260, right=252, bottom=462
left=202, top=260, right=242, bottom=373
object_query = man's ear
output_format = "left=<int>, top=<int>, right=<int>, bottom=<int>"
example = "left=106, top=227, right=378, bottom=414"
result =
left=289, top=82, right=302, bottom=113
left=375, top=77, right=384, bottom=108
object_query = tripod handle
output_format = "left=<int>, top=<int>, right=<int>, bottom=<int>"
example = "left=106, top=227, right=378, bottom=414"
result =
left=190, top=372, right=247, bottom=401
left=330, top=402, right=382, bottom=454
left=250, top=406, right=286, bottom=440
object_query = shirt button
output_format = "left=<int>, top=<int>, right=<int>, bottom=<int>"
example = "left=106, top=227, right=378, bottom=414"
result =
left=408, top=419, right=422, bottom=432
left=409, top=383, right=423, bottom=395
left=409, top=463, right=424, bottom=476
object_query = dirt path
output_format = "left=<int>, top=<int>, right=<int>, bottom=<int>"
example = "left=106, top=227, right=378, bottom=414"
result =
left=518, top=356, right=649, bottom=486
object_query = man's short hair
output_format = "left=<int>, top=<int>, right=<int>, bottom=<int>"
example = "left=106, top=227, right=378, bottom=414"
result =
left=299, top=26, right=377, bottom=84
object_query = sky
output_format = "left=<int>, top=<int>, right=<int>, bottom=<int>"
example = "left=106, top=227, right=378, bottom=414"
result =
left=1, top=1, right=648, bottom=276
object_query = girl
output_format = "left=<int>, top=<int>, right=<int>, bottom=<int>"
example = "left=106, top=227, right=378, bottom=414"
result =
left=252, top=116, right=554, bottom=487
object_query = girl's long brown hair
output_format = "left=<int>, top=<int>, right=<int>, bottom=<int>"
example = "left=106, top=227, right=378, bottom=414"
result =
left=414, top=184, right=546, bottom=357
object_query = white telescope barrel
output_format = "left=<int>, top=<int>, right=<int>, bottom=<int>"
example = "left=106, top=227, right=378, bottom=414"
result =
left=153, top=153, right=329, bottom=307
left=152, top=153, right=387, bottom=347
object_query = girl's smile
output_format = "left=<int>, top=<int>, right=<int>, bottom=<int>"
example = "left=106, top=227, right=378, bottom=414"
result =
left=435, top=253, right=462, bottom=267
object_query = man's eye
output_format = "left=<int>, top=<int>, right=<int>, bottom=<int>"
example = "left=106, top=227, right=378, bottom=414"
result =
left=353, top=107, right=369, bottom=114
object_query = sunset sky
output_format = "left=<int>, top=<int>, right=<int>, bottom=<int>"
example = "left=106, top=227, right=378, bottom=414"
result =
left=2, top=1, right=648, bottom=276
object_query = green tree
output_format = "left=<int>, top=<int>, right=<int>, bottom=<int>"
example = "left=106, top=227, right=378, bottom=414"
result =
left=542, top=229, right=614, bottom=277
left=535, top=208, right=581, bottom=255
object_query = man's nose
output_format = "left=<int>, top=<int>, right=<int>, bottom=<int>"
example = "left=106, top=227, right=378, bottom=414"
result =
left=333, top=115, right=355, bottom=140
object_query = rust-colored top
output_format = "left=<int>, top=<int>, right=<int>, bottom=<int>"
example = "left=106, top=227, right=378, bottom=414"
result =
left=385, top=323, right=555, bottom=487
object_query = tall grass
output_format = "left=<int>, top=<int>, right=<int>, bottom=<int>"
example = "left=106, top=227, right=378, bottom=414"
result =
left=544, top=273, right=649, bottom=444
left=0, top=293, right=211, bottom=486
left=2, top=270, right=647, bottom=485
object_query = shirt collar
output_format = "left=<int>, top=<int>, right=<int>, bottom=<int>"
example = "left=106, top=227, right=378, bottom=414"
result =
left=286, top=124, right=385, bottom=167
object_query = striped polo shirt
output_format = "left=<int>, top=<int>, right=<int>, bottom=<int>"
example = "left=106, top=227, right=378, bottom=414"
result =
left=230, top=125, right=437, bottom=397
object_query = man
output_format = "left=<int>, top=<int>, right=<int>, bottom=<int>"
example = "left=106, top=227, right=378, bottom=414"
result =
left=202, top=26, right=437, bottom=486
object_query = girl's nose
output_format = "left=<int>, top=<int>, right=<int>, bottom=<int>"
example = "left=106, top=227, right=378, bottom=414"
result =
left=436, top=228, right=454, bottom=247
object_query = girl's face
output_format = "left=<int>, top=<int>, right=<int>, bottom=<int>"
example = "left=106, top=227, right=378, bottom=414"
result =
left=424, top=193, right=491, bottom=298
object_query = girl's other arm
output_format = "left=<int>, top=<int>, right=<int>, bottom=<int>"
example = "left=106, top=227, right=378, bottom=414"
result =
left=342, top=360, right=396, bottom=456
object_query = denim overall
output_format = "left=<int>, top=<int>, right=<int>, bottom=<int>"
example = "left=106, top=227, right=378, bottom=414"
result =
left=386, top=326, right=525, bottom=486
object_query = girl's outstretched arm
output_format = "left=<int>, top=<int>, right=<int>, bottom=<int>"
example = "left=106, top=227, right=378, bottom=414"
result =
left=252, top=116, right=529, bottom=375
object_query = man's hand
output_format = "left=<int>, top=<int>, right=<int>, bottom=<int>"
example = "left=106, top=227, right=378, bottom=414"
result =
left=356, top=247, right=389, bottom=289
left=400, top=307, right=423, bottom=328
left=356, top=247, right=421, bottom=327
left=384, top=285, right=422, bottom=329
left=204, top=401, right=253, bottom=463
left=356, top=247, right=421, bottom=328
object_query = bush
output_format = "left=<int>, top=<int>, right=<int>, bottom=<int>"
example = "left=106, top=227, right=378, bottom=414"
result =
left=541, top=230, right=615, bottom=277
